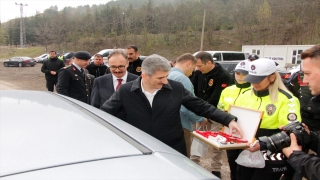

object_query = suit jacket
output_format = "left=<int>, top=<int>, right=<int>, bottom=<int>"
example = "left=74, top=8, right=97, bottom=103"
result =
left=57, top=64, right=92, bottom=104
left=100, top=77, right=236, bottom=155
left=90, top=72, right=139, bottom=108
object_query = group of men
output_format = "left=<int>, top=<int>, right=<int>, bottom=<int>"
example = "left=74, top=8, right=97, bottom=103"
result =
left=41, top=44, right=320, bottom=179
left=41, top=45, right=142, bottom=104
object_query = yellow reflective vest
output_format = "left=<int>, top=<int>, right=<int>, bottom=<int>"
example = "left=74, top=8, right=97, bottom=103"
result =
left=234, top=89, right=301, bottom=129
left=58, top=55, right=64, bottom=60
left=218, top=84, right=251, bottom=111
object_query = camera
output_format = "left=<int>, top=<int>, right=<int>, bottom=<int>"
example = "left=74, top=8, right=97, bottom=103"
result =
left=259, top=121, right=310, bottom=154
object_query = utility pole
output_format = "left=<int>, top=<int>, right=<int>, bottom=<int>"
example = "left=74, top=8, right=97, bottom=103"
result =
left=15, top=2, right=28, bottom=48
left=200, top=9, right=206, bottom=51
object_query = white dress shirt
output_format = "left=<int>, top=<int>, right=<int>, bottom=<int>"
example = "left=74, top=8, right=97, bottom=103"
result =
left=112, top=71, right=128, bottom=91
left=140, top=80, right=160, bottom=107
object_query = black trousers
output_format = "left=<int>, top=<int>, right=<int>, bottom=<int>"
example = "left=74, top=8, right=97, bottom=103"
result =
left=46, top=79, right=58, bottom=92
left=227, top=149, right=241, bottom=180
left=236, top=159, right=292, bottom=180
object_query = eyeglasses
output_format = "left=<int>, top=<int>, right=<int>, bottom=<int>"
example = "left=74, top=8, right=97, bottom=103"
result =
left=109, top=65, right=126, bottom=70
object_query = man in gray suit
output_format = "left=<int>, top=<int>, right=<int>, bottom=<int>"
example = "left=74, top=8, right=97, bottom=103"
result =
left=91, top=49, right=139, bottom=108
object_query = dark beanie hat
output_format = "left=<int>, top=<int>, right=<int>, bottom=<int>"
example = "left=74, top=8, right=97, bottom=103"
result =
left=74, top=51, right=92, bottom=60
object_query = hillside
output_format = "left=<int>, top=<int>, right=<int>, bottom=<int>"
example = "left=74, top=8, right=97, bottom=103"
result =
left=0, top=0, right=319, bottom=57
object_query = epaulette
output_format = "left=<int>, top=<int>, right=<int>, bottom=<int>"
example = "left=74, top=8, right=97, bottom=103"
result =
left=279, top=89, right=293, bottom=99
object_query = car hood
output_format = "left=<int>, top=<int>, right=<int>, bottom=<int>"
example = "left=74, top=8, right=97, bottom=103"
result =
left=0, top=90, right=182, bottom=177
left=1, top=153, right=216, bottom=179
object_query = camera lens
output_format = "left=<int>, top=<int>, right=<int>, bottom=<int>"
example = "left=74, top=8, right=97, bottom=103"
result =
left=269, top=131, right=291, bottom=151
left=259, top=121, right=310, bottom=154
left=262, top=132, right=291, bottom=153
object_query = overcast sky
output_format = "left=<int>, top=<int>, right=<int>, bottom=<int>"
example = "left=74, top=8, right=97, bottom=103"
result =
left=0, top=0, right=110, bottom=22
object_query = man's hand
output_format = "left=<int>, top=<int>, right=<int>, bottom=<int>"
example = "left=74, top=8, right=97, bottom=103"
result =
left=228, top=120, right=243, bottom=138
left=200, top=118, right=208, bottom=127
left=50, top=71, right=56, bottom=75
left=282, top=133, right=302, bottom=158
left=302, top=123, right=310, bottom=135
left=280, top=123, right=310, bottom=135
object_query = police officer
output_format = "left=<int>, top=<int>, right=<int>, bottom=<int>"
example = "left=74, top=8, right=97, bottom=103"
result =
left=282, top=44, right=320, bottom=180
left=190, top=51, right=232, bottom=178
left=57, top=51, right=92, bottom=104
left=125, top=45, right=143, bottom=76
left=236, top=58, right=301, bottom=180
left=217, top=60, right=251, bottom=180
left=58, top=53, right=65, bottom=61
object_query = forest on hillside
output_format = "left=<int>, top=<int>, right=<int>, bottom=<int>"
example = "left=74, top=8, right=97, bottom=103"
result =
left=0, top=0, right=319, bottom=55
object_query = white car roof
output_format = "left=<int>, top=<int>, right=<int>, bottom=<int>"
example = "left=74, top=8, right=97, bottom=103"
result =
left=0, top=90, right=217, bottom=179
left=0, top=91, right=142, bottom=176
left=96, top=49, right=114, bottom=54
left=193, top=51, right=244, bottom=56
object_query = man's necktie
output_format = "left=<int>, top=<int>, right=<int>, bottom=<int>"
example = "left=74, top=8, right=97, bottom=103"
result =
left=116, top=79, right=123, bottom=90
left=80, top=68, right=85, bottom=77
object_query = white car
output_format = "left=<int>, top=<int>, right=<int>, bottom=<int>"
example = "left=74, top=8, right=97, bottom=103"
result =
left=90, top=49, right=115, bottom=66
left=0, top=90, right=218, bottom=180
left=34, top=53, right=48, bottom=63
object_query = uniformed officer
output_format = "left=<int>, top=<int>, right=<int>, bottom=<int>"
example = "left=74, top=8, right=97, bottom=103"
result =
left=57, top=51, right=92, bottom=104
left=125, top=45, right=143, bottom=76
left=236, top=58, right=301, bottom=180
left=217, top=60, right=251, bottom=180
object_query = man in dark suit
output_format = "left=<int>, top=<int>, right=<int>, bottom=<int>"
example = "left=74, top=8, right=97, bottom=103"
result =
left=100, top=54, right=243, bottom=156
left=91, top=49, right=139, bottom=108
left=57, top=51, right=92, bottom=104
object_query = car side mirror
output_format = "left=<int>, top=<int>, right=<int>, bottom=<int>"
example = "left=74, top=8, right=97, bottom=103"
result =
left=213, top=57, right=217, bottom=61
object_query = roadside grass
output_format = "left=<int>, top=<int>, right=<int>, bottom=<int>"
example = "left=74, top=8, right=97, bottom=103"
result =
left=0, top=46, right=45, bottom=59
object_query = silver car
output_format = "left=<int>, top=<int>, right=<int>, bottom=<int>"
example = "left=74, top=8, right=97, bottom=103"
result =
left=0, top=90, right=218, bottom=180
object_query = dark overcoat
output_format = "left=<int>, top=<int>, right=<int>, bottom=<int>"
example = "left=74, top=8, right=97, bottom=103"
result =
left=101, top=77, right=236, bottom=155
left=57, top=64, right=92, bottom=104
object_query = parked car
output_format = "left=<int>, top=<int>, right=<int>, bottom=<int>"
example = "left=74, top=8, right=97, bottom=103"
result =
left=219, top=62, right=238, bottom=84
left=36, top=54, right=49, bottom=63
left=34, top=53, right=48, bottom=63
left=193, top=51, right=247, bottom=62
left=90, top=49, right=115, bottom=66
left=219, top=59, right=293, bottom=85
left=277, top=66, right=292, bottom=82
left=63, top=52, right=74, bottom=65
left=139, top=55, right=147, bottom=60
left=3, top=57, right=36, bottom=67
left=0, top=90, right=218, bottom=180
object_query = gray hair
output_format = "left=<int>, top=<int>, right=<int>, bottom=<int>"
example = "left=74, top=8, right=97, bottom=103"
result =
left=142, top=54, right=171, bottom=75
left=108, top=49, right=128, bottom=60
